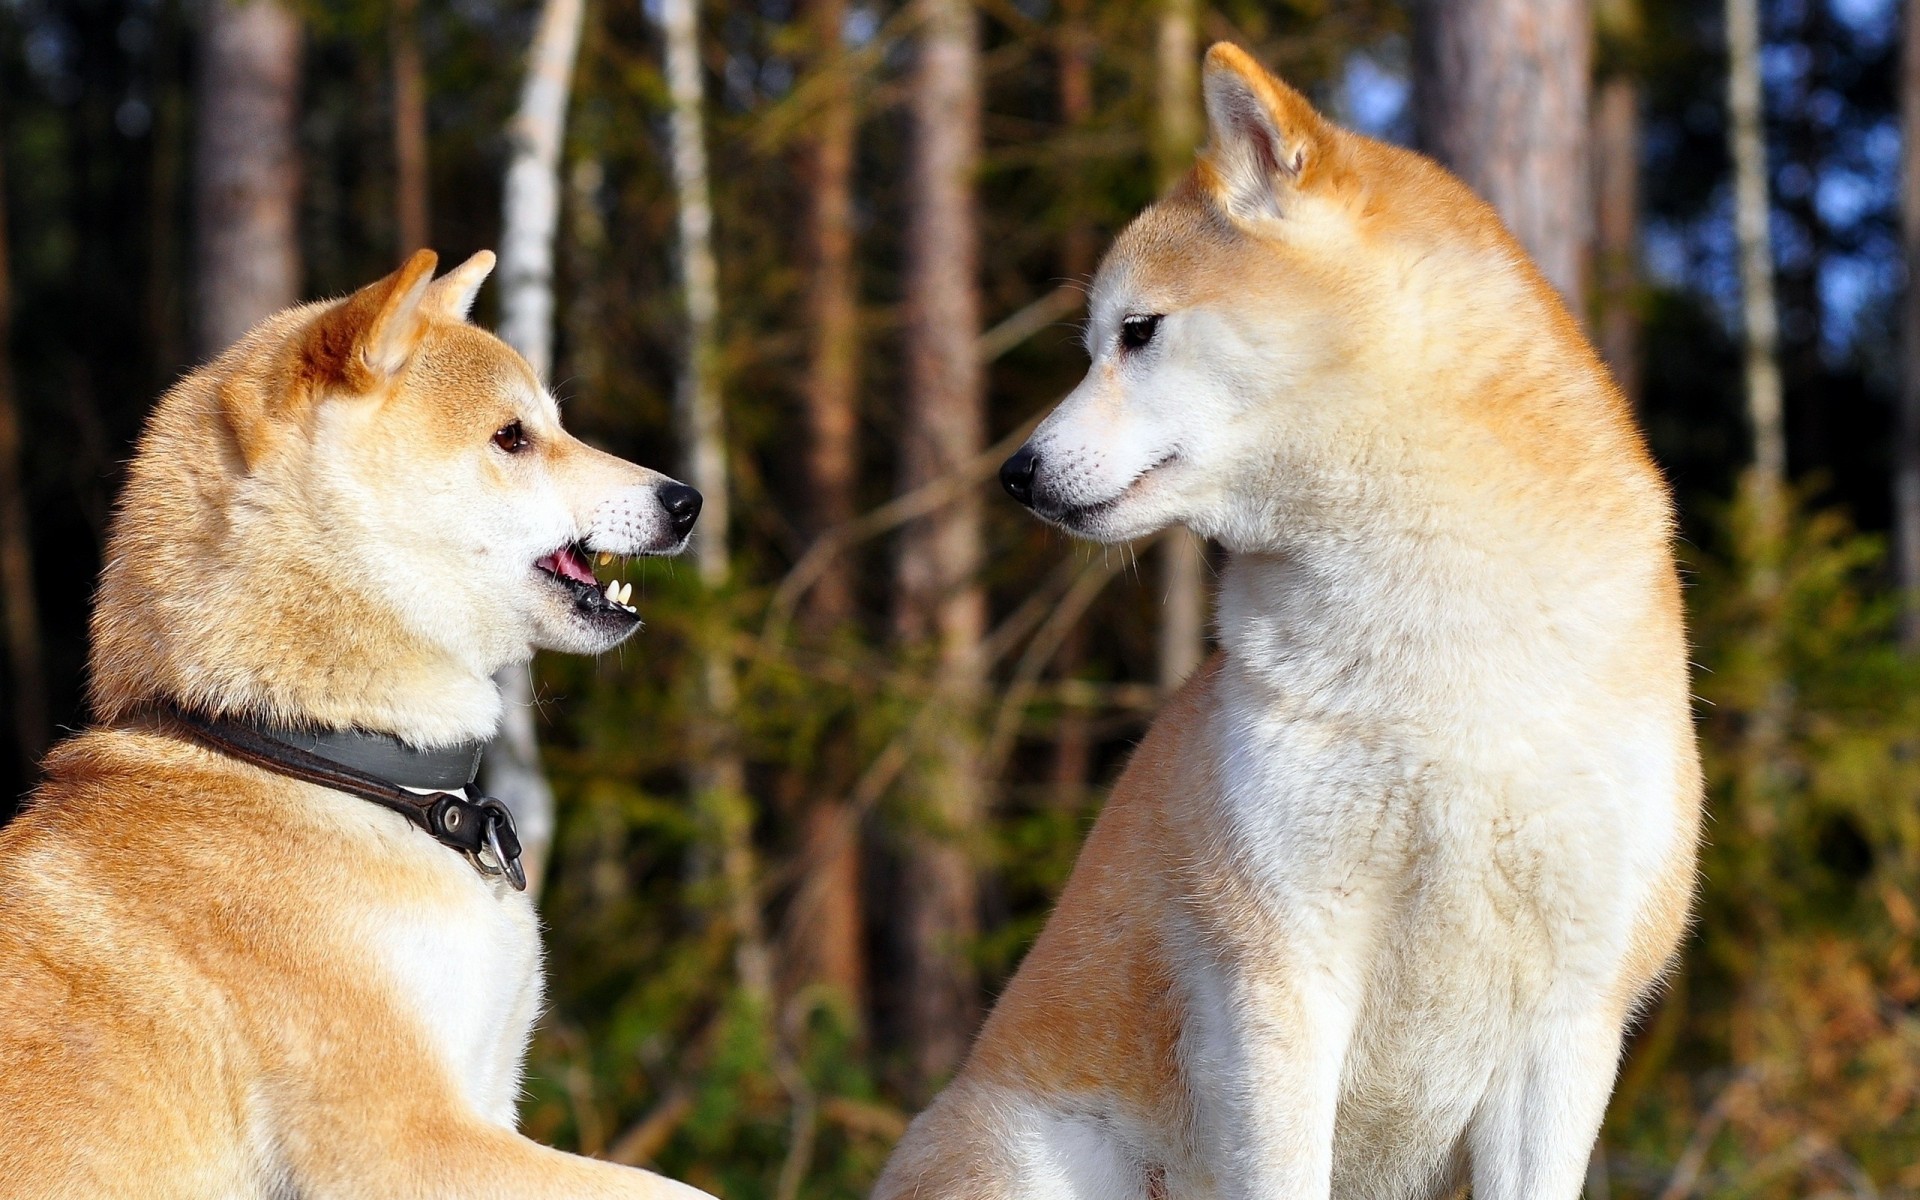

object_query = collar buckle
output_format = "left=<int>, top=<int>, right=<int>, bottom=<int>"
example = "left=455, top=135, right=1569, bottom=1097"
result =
left=474, top=798, right=527, bottom=892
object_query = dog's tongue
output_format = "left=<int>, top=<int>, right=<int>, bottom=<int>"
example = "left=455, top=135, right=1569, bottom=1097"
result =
left=538, top=545, right=597, bottom=585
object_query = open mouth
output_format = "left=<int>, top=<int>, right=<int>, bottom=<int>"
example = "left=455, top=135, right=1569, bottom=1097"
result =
left=534, top=541, right=641, bottom=622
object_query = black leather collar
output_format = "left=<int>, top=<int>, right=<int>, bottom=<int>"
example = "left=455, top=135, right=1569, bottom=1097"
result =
left=166, top=706, right=525, bottom=890
left=259, top=724, right=485, bottom=792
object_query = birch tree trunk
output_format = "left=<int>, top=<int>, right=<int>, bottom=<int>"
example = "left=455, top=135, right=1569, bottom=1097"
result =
left=1898, top=0, right=1920, bottom=646
left=193, top=0, right=301, bottom=358
left=0, top=137, right=44, bottom=765
left=1412, top=0, right=1593, bottom=306
left=895, top=0, right=985, bottom=1088
left=1723, top=0, right=1794, bottom=1005
left=1154, top=0, right=1206, bottom=692
left=391, top=0, right=430, bottom=255
left=787, top=0, right=869, bottom=1027
left=484, top=0, right=585, bottom=898
left=660, top=0, right=774, bottom=1012
left=1725, top=0, right=1787, bottom=527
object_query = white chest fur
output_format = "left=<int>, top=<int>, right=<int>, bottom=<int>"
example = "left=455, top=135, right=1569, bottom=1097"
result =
left=360, top=845, right=547, bottom=1126
left=1185, top=549, right=1690, bottom=1198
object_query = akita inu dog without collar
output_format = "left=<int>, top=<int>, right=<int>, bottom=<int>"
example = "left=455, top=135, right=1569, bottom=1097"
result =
left=0, top=251, right=713, bottom=1199
left=874, top=44, right=1700, bottom=1200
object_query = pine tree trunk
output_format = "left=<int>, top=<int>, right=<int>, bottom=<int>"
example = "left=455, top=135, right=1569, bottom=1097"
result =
left=895, top=0, right=985, bottom=1088
left=787, top=0, right=869, bottom=1027
left=193, top=0, right=301, bottom=358
left=661, top=0, right=773, bottom=1011
left=486, top=0, right=586, bottom=897
left=391, top=0, right=430, bottom=255
left=0, top=136, right=44, bottom=766
left=1412, top=0, right=1593, bottom=306
left=1154, top=0, right=1206, bottom=692
left=1898, top=0, right=1920, bottom=646
left=1048, top=0, right=1096, bottom=805
left=1591, top=73, right=1641, bottom=401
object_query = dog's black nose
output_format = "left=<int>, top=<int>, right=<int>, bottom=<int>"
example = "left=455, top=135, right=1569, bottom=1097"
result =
left=1000, top=448, right=1039, bottom=508
left=659, top=483, right=703, bottom=537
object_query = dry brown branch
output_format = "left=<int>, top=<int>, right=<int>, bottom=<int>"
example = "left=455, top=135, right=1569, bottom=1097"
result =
left=771, top=1049, right=819, bottom=1200
left=819, top=1095, right=910, bottom=1141
left=1657, top=1068, right=1758, bottom=1200
left=985, top=550, right=1126, bottom=773
left=759, top=412, right=1040, bottom=654
left=604, top=1086, right=693, bottom=1167
left=976, top=284, right=1083, bottom=362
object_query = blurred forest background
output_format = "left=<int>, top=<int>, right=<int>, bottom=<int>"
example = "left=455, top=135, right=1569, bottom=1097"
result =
left=1, top=0, right=1919, bottom=1195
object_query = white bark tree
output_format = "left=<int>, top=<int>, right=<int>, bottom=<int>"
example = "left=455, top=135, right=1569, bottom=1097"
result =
left=1725, top=0, right=1787, bottom=524
left=484, top=0, right=586, bottom=897
left=659, top=0, right=773, bottom=1010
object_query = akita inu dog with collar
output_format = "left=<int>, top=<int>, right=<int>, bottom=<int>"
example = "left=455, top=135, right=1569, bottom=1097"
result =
left=0, top=251, right=713, bottom=1199
left=874, top=44, right=1701, bottom=1200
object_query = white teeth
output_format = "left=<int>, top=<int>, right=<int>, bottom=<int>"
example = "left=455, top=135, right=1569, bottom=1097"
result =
left=604, top=579, right=620, bottom=603
left=617, top=581, right=633, bottom=606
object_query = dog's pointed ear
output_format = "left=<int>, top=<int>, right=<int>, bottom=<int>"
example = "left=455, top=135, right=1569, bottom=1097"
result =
left=1198, top=43, right=1329, bottom=225
left=423, top=250, right=495, bottom=321
left=302, top=249, right=439, bottom=392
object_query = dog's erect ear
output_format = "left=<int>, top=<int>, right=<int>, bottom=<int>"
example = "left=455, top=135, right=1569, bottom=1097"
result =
left=301, top=249, right=440, bottom=391
left=1198, top=43, right=1329, bottom=225
left=225, top=252, right=441, bottom=468
left=423, top=250, right=495, bottom=321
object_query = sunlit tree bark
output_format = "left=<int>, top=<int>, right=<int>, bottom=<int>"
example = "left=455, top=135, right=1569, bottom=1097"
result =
left=485, top=0, right=585, bottom=897
left=1154, top=0, right=1206, bottom=693
left=1592, top=0, right=1643, bottom=402
left=894, top=0, right=985, bottom=1088
left=1049, top=0, right=1096, bottom=804
left=193, top=0, right=301, bottom=357
left=1412, top=0, right=1593, bottom=305
left=391, top=0, right=430, bottom=255
left=787, top=0, right=869, bottom=1028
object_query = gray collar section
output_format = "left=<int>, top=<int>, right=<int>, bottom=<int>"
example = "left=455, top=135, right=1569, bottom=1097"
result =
left=260, top=725, right=487, bottom=792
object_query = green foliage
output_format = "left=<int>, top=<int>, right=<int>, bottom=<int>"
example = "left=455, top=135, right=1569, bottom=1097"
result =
left=1599, top=481, right=1920, bottom=1198
left=3, top=0, right=1918, bottom=1194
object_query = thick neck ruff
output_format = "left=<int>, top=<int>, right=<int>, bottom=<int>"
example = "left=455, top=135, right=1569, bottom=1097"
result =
left=166, top=706, right=525, bottom=890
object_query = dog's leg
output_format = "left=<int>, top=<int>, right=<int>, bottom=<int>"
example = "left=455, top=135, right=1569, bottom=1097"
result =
left=1190, top=959, right=1358, bottom=1200
left=872, top=1082, right=1155, bottom=1200
left=1466, top=1008, right=1623, bottom=1200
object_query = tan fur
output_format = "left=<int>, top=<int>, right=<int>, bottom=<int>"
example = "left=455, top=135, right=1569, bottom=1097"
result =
left=0, top=252, right=711, bottom=1199
left=876, top=45, right=1701, bottom=1200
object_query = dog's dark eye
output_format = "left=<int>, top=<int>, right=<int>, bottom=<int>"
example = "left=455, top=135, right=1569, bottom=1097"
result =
left=491, top=421, right=530, bottom=454
left=1120, top=314, right=1162, bottom=353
